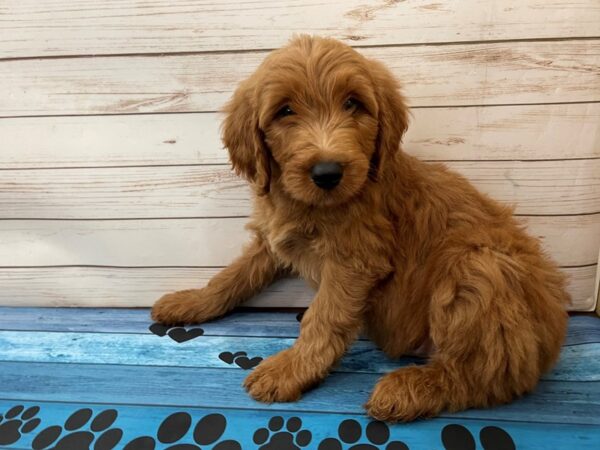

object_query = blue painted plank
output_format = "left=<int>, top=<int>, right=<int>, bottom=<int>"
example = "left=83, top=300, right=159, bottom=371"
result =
left=1, top=308, right=598, bottom=346
left=1, top=400, right=599, bottom=450
left=564, top=315, right=600, bottom=346
left=0, top=307, right=305, bottom=338
left=0, top=362, right=598, bottom=426
left=550, top=344, right=600, bottom=381
left=0, top=330, right=424, bottom=375
left=0, top=330, right=596, bottom=382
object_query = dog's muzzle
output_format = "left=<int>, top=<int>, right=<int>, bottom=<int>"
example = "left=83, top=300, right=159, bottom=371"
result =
left=310, top=162, right=343, bottom=190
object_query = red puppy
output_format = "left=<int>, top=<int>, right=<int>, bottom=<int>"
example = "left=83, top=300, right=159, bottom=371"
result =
left=152, top=36, right=569, bottom=421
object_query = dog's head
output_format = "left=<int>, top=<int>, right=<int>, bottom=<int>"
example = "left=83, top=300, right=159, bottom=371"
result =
left=221, top=35, right=409, bottom=206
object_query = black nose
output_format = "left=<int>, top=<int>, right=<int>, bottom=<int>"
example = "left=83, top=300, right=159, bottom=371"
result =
left=310, top=162, right=343, bottom=190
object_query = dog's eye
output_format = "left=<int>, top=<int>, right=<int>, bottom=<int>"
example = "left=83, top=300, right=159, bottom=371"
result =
left=275, top=105, right=295, bottom=119
left=343, top=97, right=361, bottom=111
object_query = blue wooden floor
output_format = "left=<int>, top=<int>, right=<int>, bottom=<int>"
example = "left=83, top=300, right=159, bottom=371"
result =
left=0, top=308, right=599, bottom=450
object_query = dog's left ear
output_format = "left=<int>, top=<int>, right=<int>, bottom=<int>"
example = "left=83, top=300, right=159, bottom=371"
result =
left=221, top=78, right=271, bottom=195
left=370, top=60, right=410, bottom=175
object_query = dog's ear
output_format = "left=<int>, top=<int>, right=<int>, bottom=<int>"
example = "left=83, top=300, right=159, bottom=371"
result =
left=370, top=60, right=410, bottom=176
left=221, top=79, right=271, bottom=195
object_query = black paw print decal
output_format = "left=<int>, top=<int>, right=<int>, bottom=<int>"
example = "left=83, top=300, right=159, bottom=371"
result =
left=149, top=323, right=204, bottom=343
left=318, top=419, right=408, bottom=450
left=123, top=412, right=240, bottom=450
left=441, top=424, right=516, bottom=450
left=219, top=351, right=263, bottom=369
left=32, top=408, right=122, bottom=450
left=0, top=405, right=41, bottom=445
left=253, top=416, right=312, bottom=450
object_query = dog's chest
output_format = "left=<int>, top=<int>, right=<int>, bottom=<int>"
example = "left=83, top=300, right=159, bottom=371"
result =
left=267, top=227, right=323, bottom=286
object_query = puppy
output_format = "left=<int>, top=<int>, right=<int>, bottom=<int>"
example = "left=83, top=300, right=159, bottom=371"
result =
left=152, top=35, right=569, bottom=421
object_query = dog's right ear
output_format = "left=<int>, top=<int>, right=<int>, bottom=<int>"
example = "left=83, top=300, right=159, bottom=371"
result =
left=221, top=79, right=271, bottom=195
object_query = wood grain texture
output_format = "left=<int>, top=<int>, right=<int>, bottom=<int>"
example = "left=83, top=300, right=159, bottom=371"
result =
left=3, top=400, right=600, bottom=450
left=0, top=331, right=422, bottom=376
left=518, top=215, right=600, bottom=267
left=2, top=40, right=599, bottom=117
left=1, top=311, right=599, bottom=447
left=596, top=257, right=600, bottom=316
left=0, top=330, right=597, bottom=381
left=1, top=361, right=598, bottom=425
left=0, top=309, right=596, bottom=346
left=0, top=266, right=315, bottom=309
left=0, top=265, right=594, bottom=311
left=564, top=265, right=600, bottom=310
left=0, top=216, right=597, bottom=266
left=1, top=159, right=598, bottom=218
left=2, top=103, right=599, bottom=169
left=1, top=4, right=598, bottom=316
left=2, top=0, right=599, bottom=58
left=0, top=307, right=308, bottom=337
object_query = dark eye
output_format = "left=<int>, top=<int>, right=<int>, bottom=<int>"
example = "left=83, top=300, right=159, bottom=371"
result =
left=343, top=97, right=361, bottom=111
left=276, top=104, right=295, bottom=119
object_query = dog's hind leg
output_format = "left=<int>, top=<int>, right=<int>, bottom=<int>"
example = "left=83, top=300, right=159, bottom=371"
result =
left=151, top=237, right=282, bottom=325
left=365, top=248, right=567, bottom=421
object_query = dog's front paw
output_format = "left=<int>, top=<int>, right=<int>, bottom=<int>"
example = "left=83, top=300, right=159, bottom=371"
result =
left=151, top=289, right=213, bottom=325
left=243, top=349, right=306, bottom=403
left=365, top=366, right=445, bottom=422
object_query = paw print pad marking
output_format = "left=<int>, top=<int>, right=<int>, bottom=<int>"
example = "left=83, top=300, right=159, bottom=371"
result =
left=32, top=408, right=123, bottom=450
left=0, top=405, right=41, bottom=445
left=441, top=424, right=516, bottom=450
left=253, top=416, right=311, bottom=450
left=318, top=419, right=408, bottom=450
left=123, top=412, right=240, bottom=450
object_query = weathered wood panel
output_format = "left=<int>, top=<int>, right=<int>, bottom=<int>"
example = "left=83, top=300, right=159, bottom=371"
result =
left=1, top=159, right=597, bottom=218
left=0, top=113, right=226, bottom=168
left=0, top=267, right=315, bottom=309
left=0, top=216, right=597, bottom=267
left=6, top=399, right=599, bottom=450
left=2, top=103, right=599, bottom=169
left=1, top=330, right=597, bottom=381
left=595, top=255, right=600, bottom=315
left=596, top=258, right=600, bottom=315
left=0, top=219, right=248, bottom=268
left=0, top=307, right=309, bottom=337
left=0, top=265, right=594, bottom=310
left=1, top=313, right=599, bottom=449
left=1, top=2, right=598, bottom=316
left=1, top=309, right=597, bottom=346
left=448, top=159, right=600, bottom=216
left=0, top=331, right=418, bottom=375
left=2, top=40, right=598, bottom=117
left=1, top=307, right=597, bottom=345
left=2, top=1, right=599, bottom=58
left=1, top=361, right=598, bottom=425
left=522, top=214, right=600, bottom=267
left=566, top=265, right=599, bottom=310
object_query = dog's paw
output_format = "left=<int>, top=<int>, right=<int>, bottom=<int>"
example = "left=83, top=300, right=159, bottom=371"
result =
left=243, top=350, right=305, bottom=403
left=151, top=289, right=211, bottom=326
left=365, top=367, right=444, bottom=422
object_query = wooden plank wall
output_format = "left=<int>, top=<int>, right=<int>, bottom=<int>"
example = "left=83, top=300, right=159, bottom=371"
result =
left=0, top=0, right=599, bottom=310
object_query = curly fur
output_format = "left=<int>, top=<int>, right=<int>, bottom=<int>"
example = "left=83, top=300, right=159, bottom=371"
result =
left=152, top=35, right=569, bottom=421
